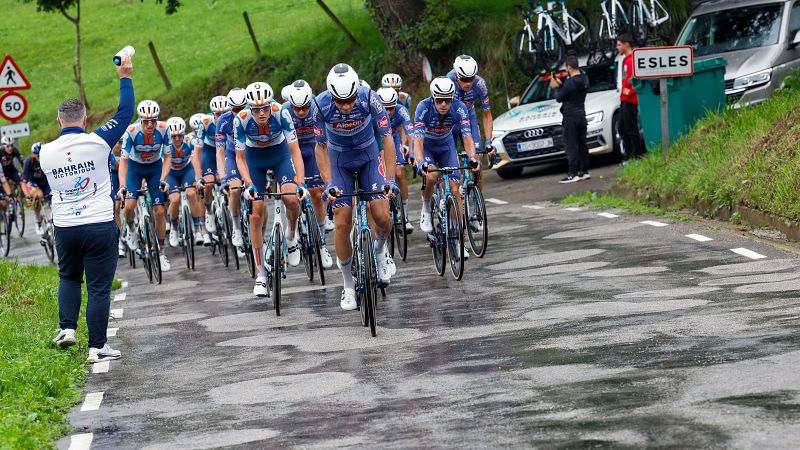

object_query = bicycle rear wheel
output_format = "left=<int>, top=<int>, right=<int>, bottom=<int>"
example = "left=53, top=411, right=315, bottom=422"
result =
left=183, top=208, right=195, bottom=270
left=0, top=212, right=9, bottom=257
left=465, top=185, right=489, bottom=257
left=142, top=226, right=153, bottom=283
left=225, top=208, right=239, bottom=270
left=272, top=224, right=283, bottom=316
left=301, top=213, right=314, bottom=282
left=361, top=229, right=378, bottom=337
left=397, top=196, right=408, bottom=261
left=446, top=196, right=464, bottom=281
left=536, top=27, right=566, bottom=72
left=310, top=211, right=325, bottom=286
left=14, top=192, right=25, bottom=237
left=431, top=199, right=446, bottom=277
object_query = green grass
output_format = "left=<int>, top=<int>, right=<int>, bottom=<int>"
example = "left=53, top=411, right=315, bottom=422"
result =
left=560, top=191, right=693, bottom=222
left=111, top=278, right=121, bottom=291
left=0, top=261, right=87, bottom=448
left=617, top=85, right=800, bottom=222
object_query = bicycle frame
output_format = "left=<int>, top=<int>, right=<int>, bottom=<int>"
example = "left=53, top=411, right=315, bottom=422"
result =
left=599, top=0, right=629, bottom=40
left=632, top=0, right=669, bottom=27
left=263, top=184, right=289, bottom=277
left=538, top=1, right=585, bottom=46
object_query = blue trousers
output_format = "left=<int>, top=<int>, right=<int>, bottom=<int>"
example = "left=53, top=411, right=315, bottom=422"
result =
left=55, top=220, right=118, bottom=349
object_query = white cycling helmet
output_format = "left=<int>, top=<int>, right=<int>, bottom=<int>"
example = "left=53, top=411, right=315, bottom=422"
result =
left=166, top=117, right=186, bottom=136
left=381, top=73, right=403, bottom=89
left=1, top=136, right=13, bottom=145
left=280, top=85, right=292, bottom=102
left=209, top=95, right=229, bottom=113
left=453, top=54, right=479, bottom=78
left=189, top=113, right=205, bottom=130
left=326, top=63, right=360, bottom=100
left=430, top=76, right=456, bottom=98
left=227, top=88, right=247, bottom=108
left=287, top=80, right=313, bottom=108
left=376, top=87, right=398, bottom=107
left=359, top=79, right=371, bottom=90
left=137, top=100, right=160, bottom=119
left=245, top=82, right=273, bottom=107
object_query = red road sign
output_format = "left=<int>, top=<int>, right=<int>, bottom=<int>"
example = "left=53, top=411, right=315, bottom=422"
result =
left=0, top=91, right=28, bottom=122
left=0, top=55, right=31, bottom=91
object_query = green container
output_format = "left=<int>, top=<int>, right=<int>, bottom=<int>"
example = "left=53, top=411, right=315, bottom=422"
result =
left=631, top=57, right=727, bottom=151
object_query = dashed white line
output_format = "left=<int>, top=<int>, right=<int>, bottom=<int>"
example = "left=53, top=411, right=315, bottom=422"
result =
left=68, top=433, right=93, bottom=450
left=107, top=328, right=118, bottom=337
left=113, top=292, right=126, bottom=302
left=485, top=198, right=508, bottom=205
left=80, top=392, right=104, bottom=412
left=523, top=205, right=544, bottom=209
left=641, top=220, right=669, bottom=227
left=731, top=248, right=767, bottom=260
left=92, top=361, right=110, bottom=374
left=121, top=281, right=129, bottom=288
left=564, top=207, right=582, bottom=212
left=109, top=308, right=123, bottom=319
left=686, top=234, right=713, bottom=242
left=597, top=212, right=619, bottom=218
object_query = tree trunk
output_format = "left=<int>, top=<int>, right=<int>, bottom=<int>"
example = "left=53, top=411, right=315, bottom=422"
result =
left=61, top=1, right=89, bottom=110
left=364, top=0, right=425, bottom=76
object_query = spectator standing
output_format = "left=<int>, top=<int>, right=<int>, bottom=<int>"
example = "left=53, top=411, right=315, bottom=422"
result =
left=617, top=33, right=645, bottom=161
left=551, top=56, right=590, bottom=183
left=40, top=53, right=134, bottom=363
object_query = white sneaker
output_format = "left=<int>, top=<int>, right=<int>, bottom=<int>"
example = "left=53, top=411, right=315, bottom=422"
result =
left=231, top=227, right=243, bottom=247
left=205, top=213, right=216, bottom=233
left=254, top=276, right=268, bottom=297
left=87, top=344, right=121, bottom=363
left=320, top=245, right=333, bottom=268
left=52, top=328, right=77, bottom=348
left=203, top=232, right=212, bottom=246
left=384, top=246, right=396, bottom=276
left=420, top=209, right=433, bottom=233
left=194, top=231, right=203, bottom=245
left=126, top=226, right=138, bottom=250
left=405, top=221, right=414, bottom=234
left=35, top=223, right=44, bottom=235
left=118, top=239, right=126, bottom=257
left=237, top=247, right=246, bottom=258
left=375, top=250, right=393, bottom=285
left=169, top=230, right=179, bottom=248
left=160, top=254, right=171, bottom=272
left=325, top=217, right=335, bottom=232
left=463, top=244, right=471, bottom=260
left=340, top=288, right=357, bottom=310
left=166, top=221, right=172, bottom=232
left=287, top=236, right=301, bottom=267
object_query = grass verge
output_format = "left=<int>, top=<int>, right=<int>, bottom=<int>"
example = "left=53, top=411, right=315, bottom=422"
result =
left=0, top=261, right=87, bottom=448
left=560, top=191, right=693, bottom=222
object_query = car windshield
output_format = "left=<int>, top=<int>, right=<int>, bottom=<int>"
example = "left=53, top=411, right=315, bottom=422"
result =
left=520, top=63, right=617, bottom=105
left=677, top=3, right=784, bottom=56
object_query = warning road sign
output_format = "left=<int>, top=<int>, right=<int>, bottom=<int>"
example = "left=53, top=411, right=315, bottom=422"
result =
left=0, top=91, right=28, bottom=122
left=0, top=55, right=31, bottom=91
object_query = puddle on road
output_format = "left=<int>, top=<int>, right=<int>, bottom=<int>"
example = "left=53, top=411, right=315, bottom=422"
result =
left=207, top=372, right=356, bottom=404
left=489, top=249, right=606, bottom=271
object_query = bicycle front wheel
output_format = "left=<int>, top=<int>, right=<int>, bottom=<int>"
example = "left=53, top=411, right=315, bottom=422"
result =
left=14, top=195, right=25, bottom=237
left=431, top=199, right=446, bottom=277
left=361, top=229, right=378, bottom=337
left=446, top=196, right=464, bottom=281
left=536, top=27, right=566, bottom=72
left=300, top=213, right=314, bottom=282
left=271, top=224, right=284, bottom=316
left=0, top=212, right=9, bottom=257
left=465, top=185, right=489, bottom=257
left=310, top=212, right=325, bottom=286
left=147, top=216, right=162, bottom=284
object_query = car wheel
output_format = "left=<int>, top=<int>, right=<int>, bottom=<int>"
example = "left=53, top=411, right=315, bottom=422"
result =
left=612, top=112, right=626, bottom=162
left=496, top=166, right=524, bottom=179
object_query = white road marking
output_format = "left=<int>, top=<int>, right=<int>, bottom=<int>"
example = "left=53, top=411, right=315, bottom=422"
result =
left=109, top=309, right=123, bottom=319
left=686, top=234, right=713, bottom=242
left=731, top=248, right=767, bottom=260
left=122, top=281, right=129, bottom=288
left=597, top=212, right=619, bottom=218
left=107, top=328, right=118, bottom=337
left=80, top=392, right=104, bottom=412
left=485, top=198, right=508, bottom=205
left=641, top=220, right=669, bottom=227
left=113, top=292, right=126, bottom=302
left=68, top=433, right=93, bottom=450
left=564, top=207, right=582, bottom=212
left=523, top=205, right=544, bottom=209
left=92, top=361, right=109, bottom=374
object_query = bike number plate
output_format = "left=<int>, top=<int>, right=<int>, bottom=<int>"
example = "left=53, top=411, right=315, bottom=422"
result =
left=517, top=137, right=554, bottom=152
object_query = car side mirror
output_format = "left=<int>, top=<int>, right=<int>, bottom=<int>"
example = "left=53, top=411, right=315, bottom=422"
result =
left=791, top=30, right=800, bottom=48
left=508, top=96, right=520, bottom=108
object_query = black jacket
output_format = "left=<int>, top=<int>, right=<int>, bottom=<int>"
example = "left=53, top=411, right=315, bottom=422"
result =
left=555, top=71, right=590, bottom=119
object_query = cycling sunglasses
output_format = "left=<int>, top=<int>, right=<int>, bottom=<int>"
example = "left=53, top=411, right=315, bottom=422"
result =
left=385, top=106, right=396, bottom=113
left=292, top=105, right=310, bottom=114
left=434, top=98, right=453, bottom=105
left=141, top=118, right=158, bottom=125
left=458, top=76, right=476, bottom=83
left=333, top=96, right=357, bottom=106
left=251, top=105, right=270, bottom=115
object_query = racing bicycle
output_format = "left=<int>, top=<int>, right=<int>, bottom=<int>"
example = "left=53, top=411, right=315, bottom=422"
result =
left=459, top=155, right=489, bottom=258
left=628, top=0, right=672, bottom=45
left=123, top=188, right=162, bottom=284
left=38, top=195, right=56, bottom=263
left=515, top=0, right=593, bottom=74
left=175, top=184, right=196, bottom=270
left=423, top=164, right=472, bottom=281
left=298, top=177, right=326, bottom=285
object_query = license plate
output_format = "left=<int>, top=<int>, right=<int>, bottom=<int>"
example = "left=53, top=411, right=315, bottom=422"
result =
left=517, top=137, right=554, bottom=152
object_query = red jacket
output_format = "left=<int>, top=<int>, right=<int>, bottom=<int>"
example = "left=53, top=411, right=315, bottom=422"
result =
left=621, top=53, right=638, bottom=105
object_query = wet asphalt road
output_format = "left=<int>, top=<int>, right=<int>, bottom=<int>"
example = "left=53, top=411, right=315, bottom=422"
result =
left=8, top=158, right=800, bottom=449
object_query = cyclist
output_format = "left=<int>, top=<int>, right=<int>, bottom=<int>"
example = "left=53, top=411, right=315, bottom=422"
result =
left=312, top=63, right=398, bottom=311
left=164, top=117, right=203, bottom=248
left=109, top=137, right=126, bottom=257
left=214, top=87, right=247, bottom=248
left=284, top=80, right=334, bottom=269
left=21, top=142, right=51, bottom=235
left=376, top=87, right=414, bottom=233
left=1, top=136, right=23, bottom=189
left=447, top=55, right=496, bottom=187
left=200, top=96, right=229, bottom=242
left=414, top=76, right=478, bottom=258
left=118, top=99, right=172, bottom=272
left=381, top=73, right=412, bottom=110
left=234, top=81, right=306, bottom=297
left=0, top=169, right=9, bottom=211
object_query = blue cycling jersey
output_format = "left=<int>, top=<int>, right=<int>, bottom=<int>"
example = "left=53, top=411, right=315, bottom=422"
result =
left=201, top=113, right=217, bottom=147
left=413, top=97, right=472, bottom=142
left=447, top=70, right=491, bottom=113
left=167, top=140, right=195, bottom=171
left=214, top=110, right=237, bottom=156
left=312, top=86, right=392, bottom=151
left=233, top=103, right=297, bottom=150
left=390, top=103, right=413, bottom=142
left=122, top=121, right=170, bottom=164
left=283, top=101, right=318, bottom=146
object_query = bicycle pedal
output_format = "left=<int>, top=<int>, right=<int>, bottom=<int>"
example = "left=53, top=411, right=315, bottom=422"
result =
left=377, top=281, right=388, bottom=289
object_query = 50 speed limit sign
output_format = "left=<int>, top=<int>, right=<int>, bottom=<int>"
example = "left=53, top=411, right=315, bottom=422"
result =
left=0, top=91, right=28, bottom=122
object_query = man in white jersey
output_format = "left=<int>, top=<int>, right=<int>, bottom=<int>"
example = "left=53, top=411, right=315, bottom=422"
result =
left=40, top=52, right=134, bottom=363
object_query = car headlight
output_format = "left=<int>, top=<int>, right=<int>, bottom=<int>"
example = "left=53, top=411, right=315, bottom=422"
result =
left=586, top=111, right=603, bottom=126
left=733, top=69, right=772, bottom=90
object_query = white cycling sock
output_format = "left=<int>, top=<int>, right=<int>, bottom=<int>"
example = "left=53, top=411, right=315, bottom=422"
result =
left=374, top=237, right=387, bottom=256
left=402, top=199, right=409, bottom=212
left=232, top=215, right=241, bottom=231
left=421, top=196, right=432, bottom=213
left=338, top=257, right=355, bottom=290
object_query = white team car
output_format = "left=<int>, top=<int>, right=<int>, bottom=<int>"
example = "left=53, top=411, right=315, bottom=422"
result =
left=492, top=61, right=625, bottom=179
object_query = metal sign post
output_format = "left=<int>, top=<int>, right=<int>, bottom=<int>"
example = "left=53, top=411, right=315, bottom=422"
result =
left=659, top=78, right=668, bottom=161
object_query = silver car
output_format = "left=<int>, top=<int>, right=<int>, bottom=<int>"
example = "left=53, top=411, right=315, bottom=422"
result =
left=677, top=0, right=800, bottom=107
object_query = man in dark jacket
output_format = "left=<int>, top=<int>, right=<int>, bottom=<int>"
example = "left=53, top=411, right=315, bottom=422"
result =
left=551, top=56, right=590, bottom=183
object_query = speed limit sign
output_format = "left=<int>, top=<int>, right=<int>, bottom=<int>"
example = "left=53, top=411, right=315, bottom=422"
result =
left=0, top=91, right=28, bottom=122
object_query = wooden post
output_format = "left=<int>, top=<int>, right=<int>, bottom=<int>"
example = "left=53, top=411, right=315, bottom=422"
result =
left=243, top=11, right=261, bottom=55
left=316, top=0, right=359, bottom=45
left=148, top=41, right=172, bottom=91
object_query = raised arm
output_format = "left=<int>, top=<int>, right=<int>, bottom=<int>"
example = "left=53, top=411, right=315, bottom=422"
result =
left=94, top=53, right=135, bottom=148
